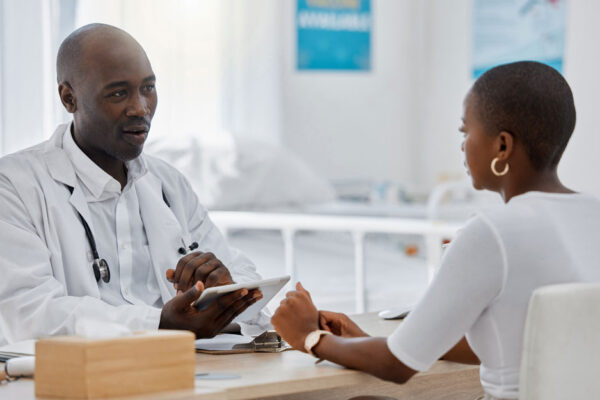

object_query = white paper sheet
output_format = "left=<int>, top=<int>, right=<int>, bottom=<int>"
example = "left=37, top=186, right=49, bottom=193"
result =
left=0, top=339, right=36, bottom=358
left=195, top=334, right=254, bottom=351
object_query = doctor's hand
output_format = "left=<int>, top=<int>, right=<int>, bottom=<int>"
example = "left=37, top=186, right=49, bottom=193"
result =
left=318, top=311, right=369, bottom=338
left=159, top=281, right=263, bottom=338
left=166, top=251, right=234, bottom=293
left=271, top=282, right=320, bottom=352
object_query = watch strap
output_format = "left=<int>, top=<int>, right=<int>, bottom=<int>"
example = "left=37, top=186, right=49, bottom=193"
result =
left=304, top=329, right=332, bottom=357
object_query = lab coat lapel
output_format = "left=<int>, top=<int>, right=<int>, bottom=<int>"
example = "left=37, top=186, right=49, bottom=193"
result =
left=136, top=174, right=180, bottom=301
left=42, top=127, right=100, bottom=296
left=43, top=138, right=95, bottom=228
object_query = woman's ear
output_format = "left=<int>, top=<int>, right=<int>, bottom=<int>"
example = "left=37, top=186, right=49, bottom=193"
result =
left=496, top=131, right=514, bottom=161
left=58, top=82, right=77, bottom=113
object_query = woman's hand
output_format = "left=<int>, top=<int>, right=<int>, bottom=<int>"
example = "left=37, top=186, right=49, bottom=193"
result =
left=271, top=282, right=320, bottom=351
left=319, top=310, right=369, bottom=338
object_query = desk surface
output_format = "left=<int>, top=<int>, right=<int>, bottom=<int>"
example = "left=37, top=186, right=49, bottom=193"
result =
left=1, top=313, right=482, bottom=400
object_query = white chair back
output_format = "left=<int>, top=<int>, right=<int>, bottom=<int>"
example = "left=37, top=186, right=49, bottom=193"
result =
left=520, top=282, right=600, bottom=400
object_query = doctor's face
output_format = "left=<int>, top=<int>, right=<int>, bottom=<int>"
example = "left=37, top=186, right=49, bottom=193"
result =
left=71, top=35, right=157, bottom=164
left=460, top=92, right=498, bottom=191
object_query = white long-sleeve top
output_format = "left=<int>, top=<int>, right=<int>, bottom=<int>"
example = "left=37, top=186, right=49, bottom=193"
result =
left=387, top=192, right=600, bottom=399
left=0, top=123, right=268, bottom=345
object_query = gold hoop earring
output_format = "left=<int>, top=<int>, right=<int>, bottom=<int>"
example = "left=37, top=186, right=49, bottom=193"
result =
left=491, top=157, right=509, bottom=176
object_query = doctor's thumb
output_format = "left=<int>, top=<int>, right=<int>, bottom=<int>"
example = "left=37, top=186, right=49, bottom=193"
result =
left=179, top=281, right=204, bottom=306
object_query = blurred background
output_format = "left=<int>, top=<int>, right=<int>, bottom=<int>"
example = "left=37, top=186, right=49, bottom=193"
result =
left=0, top=0, right=595, bottom=313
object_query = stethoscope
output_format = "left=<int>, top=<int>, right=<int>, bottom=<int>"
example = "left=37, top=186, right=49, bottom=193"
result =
left=66, top=185, right=111, bottom=283
left=66, top=185, right=198, bottom=284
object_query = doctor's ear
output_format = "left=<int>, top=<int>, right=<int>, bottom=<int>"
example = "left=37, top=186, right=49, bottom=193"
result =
left=58, top=82, right=77, bottom=113
left=495, top=131, right=514, bottom=160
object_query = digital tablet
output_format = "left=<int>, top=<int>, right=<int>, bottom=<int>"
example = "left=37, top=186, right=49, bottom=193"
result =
left=193, top=275, right=291, bottom=323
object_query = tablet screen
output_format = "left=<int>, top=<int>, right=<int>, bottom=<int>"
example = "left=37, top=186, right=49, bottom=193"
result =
left=193, top=275, right=290, bottom=323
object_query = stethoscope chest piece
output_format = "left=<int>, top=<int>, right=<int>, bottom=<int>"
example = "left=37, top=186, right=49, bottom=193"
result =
left=93, top=259, right=111, bottom=283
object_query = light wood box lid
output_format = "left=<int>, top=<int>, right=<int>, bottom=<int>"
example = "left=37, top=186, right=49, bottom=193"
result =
left=35, top=330, right=195, bottom=399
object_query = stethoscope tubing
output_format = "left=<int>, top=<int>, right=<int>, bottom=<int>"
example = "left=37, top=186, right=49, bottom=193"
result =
left=66, top=185, right=110, bottom=283
left=65, top=184, right=180, bottom=284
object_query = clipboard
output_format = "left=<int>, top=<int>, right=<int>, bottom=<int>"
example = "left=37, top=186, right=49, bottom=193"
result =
left=195, top=331, right=291, bottom=354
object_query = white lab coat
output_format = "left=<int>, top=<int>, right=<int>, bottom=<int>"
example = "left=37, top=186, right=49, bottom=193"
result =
left=0, top=124, right=265, bottom=345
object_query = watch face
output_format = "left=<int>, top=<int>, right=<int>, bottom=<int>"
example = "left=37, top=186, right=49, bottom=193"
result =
left=305, top=331, right=317, bottom=354
left=305, top=330, right=328, bottom=356
left=308, top=332, right=319, bottom=346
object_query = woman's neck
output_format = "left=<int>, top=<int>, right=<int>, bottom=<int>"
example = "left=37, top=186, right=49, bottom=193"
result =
left=500, top=169, right=574, bottom=203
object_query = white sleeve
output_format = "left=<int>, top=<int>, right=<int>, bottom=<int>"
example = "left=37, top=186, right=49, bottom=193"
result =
left=386, top=214, right=506, bottom=371
left=0, top=220, right=161, bottom=346
left=0, top=172, right=164, bottom=345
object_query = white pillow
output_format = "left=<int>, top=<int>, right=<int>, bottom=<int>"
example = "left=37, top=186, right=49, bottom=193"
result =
left=145, top=137, right=336, bottom=210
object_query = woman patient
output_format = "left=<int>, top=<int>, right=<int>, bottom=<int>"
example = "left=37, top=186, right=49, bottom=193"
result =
left=271, top=61, right=600, bottom=400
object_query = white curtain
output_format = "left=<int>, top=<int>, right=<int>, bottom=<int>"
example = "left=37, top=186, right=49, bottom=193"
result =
left=75, top=0, right=283, bottom=146
left=0, top=0, right=284, bottom=154
left=220, top=0, right=284, bottom=145
left=0, top=0, right=71, bottom=155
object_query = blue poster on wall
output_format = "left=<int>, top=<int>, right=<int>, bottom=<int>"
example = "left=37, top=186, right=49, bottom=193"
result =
left=472, top=0, right=567, bottom=78
left=297, top=0, right=371, bottom=71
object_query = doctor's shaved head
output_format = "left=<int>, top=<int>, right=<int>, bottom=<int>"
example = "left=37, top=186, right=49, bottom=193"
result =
left=56, top=22, right=157, bottom=170
left=56, top=23, right=147, bottom=85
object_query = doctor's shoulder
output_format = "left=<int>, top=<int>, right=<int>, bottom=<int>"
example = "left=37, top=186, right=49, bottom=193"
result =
left=0, top=145, right=54, bottom=228
left=0, top=143, right=49, bottom=184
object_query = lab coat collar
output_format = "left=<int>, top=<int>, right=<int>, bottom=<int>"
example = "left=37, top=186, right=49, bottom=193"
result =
left=62, top=122, right=149, bottom=201
left=43, top=124, right=78, bottom=189
left=62, top=123, right=119, bottom=199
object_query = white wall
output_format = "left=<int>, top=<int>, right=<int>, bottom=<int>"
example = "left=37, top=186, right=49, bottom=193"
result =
left=412, top=0, right=472, bottom=189
left=415, top=0, right=600, bottom=197
left=559, top=1, right=600, bottom=198
left=278, top=0, right=472, bottom=190
left=280, top=0, right=421, bottom=184
left=2, top=0, right=598, bottom=196
left=278, top=0, right=600, bottom=196
left=0, top=0, right=63, bottom=154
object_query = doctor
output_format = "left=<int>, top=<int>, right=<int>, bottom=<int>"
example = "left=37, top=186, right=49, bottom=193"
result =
left=0, top=23, right=265, bottom=345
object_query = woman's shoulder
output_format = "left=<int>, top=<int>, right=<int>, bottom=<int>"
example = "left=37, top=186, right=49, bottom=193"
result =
left=472, top=191, right=600, bottom=236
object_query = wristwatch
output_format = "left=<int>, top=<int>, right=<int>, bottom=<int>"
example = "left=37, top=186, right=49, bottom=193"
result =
left=304, top=329, right=332, bottom=357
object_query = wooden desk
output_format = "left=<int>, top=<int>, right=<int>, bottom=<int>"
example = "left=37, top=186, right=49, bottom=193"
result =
left=0, top=313, right=482, bottom=400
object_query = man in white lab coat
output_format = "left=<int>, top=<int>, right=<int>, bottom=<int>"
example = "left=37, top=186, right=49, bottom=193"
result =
left=0, top=24, right=267, bottom=345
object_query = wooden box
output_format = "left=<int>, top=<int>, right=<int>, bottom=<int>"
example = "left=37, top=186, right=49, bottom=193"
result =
left=34, top=330, right=195, bottom=399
